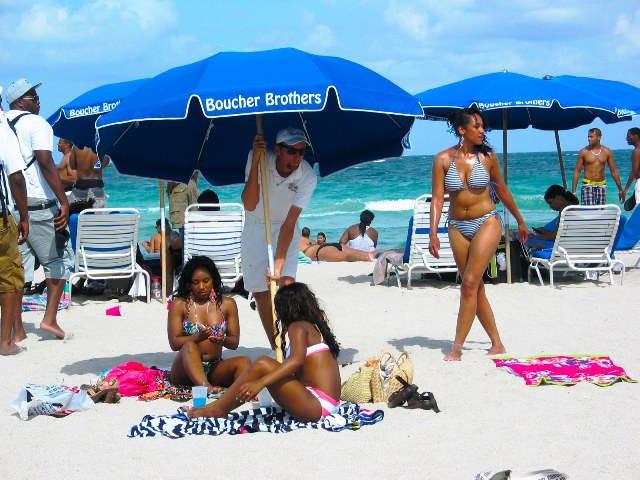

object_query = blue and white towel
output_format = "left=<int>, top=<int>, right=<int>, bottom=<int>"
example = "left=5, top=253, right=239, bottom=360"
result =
left=129, top=402, right=383, bottom=438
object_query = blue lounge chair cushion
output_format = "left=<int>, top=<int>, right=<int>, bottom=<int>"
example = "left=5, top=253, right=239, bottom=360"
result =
left=531, top=248, right=552, bottom=260
left=402, top=216, right=447, bottom=264
left=531, top=214, right=628, bottom=260
left=616, top=207, right=640, bottom=250
left=69, top=213, right=79, bottom=251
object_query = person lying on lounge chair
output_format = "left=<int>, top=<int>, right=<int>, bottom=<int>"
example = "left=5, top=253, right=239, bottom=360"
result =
left=527, top=185, right=579, bottom=248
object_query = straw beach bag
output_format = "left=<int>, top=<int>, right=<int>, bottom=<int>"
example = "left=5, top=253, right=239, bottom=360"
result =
left=383, top=351, right=414, bottom=401
left=340, top=363, right=376, bottom=403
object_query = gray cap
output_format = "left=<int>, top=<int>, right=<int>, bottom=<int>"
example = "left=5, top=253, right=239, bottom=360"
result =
left=275, top=127, right=309, bottom=146
left=6, top=78, right=42, bottom=104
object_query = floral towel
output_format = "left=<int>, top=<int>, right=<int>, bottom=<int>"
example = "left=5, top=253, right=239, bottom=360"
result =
left=493, top=355, right=637, bottom=386
left=22, top=284, right=71, bottom=312
left=129, top=403, right=383, bottom=438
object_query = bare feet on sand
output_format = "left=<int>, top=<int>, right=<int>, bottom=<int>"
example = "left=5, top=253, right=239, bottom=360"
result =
left=443, top=343, right=463, bottom=361
left=486, top=344, right=506, bottom=356
left=39, top=321, right=65, bottom=339
left=0, top=343, right=25, bottom=355
left=182, top=404, right=227, bottom=419
left=12, top=330, right=27, bottom=343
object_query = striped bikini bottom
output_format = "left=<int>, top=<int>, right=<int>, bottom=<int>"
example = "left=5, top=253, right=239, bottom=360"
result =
left=449, top=210, right=501, bottom=239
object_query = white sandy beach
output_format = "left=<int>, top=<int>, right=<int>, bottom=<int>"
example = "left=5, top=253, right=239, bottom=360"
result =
left=1, top=257, right=639, bottom=480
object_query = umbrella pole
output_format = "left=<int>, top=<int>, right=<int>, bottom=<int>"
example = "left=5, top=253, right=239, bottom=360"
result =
left=256, top=115, right=283, bottom=362
left=160, top=180, right=167, bottom=304
left=554, top=130, right=568, bottom=189
left=502, top=109, right=512, bottom=284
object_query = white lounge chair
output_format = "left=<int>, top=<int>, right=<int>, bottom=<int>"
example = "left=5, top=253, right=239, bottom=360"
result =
left=389, top=194, right=458, bottom=288
left=69, top=208, right=150, bottom=303
left=528, top=204, right=624, bottom=288
left=182, top=203, right=245, bottom=286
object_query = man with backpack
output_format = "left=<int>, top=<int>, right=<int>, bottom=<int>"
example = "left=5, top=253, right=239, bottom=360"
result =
left=5, top=78, right=71, bottom=340
left=0, top=86, right=29, bottom=355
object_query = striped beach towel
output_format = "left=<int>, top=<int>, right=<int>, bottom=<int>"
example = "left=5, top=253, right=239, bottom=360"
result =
left=129, top=403, right=383, bottom=438
left=22, top=283, right=71, bottom=312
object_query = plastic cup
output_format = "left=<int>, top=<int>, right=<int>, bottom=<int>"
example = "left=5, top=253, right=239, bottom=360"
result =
left=192, top=386, right=208, bottom=407
left=105, top=305, right=121, bottom=316
left=257, top=388, right=272, bottom=407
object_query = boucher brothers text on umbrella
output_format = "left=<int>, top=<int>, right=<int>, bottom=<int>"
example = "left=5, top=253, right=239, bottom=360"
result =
left=205, top=91, right=323, bottom=113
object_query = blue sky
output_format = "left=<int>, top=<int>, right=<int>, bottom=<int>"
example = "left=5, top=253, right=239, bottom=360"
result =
left=2, top=0, right=639, bottom=157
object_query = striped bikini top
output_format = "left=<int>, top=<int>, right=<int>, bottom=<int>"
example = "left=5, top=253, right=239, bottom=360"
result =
left=444, top=149, right=491, bottom=192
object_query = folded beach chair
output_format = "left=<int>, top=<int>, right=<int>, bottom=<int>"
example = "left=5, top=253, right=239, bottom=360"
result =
left=528, top=204, right=624, bottom=288
left=69, top=208, right=150, bottom=303
left=182, top=203, right=245, bottom=286
left=389, top=194, right=458, bottom=288
left=612, top=205, right=640, bottom=269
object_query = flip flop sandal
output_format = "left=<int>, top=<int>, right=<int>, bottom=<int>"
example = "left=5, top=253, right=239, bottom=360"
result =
left=387, top=375, right=419, bottom=408
left=405, top=391, right=441, bottom=413
left=103, top=388, right=121, bottom=404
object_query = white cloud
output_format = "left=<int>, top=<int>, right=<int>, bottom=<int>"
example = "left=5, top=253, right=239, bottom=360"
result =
left=614, top=11, right=640, bottom=50
left=385, top=1, right=429, bottom=41
left=1, top=0, right=182, bottom=66
left=304, top=24, right=338, bottom=51
left=300, top=11, right=338, bottom=52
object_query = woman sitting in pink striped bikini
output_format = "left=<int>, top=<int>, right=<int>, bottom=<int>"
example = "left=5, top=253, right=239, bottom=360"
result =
left=186, top=282, right=341, bottom=422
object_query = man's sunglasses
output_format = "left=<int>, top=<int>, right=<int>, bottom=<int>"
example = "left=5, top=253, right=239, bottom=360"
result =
left=21, top=94, right=40, bottom=103
left=278, top=143, right=307, bottom=156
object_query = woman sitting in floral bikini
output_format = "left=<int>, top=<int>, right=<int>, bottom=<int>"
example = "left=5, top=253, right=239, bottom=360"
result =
left=167, top=256, right=250, bottom=394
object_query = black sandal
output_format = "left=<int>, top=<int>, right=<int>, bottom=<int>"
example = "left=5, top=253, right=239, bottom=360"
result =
left=387, top=375, right=418, bottom=408
left=405, top=391, right=440, bottom=413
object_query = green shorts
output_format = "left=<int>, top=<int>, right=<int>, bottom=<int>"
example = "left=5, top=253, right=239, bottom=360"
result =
left=0, top=216, right=24, bottom=293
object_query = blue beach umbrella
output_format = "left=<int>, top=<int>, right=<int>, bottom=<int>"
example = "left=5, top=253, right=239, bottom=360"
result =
left=47, top=78, right=148, bottom=149
left=95, top=47, right=422, bottom=358
left=416, top=71, right=640, bottom=184
left=416, top=71, right=631, bottom=131
left=95, top=47, right=422, bottom=184
left=543, top=75, right=640, bottom=119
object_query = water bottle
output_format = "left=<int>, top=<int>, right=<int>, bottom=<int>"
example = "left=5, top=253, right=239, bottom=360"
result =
left=150, top=276, right=161, bottom=300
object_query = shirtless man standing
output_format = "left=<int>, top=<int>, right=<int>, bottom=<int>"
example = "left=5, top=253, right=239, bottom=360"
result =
left=56, top=139, right=76, bottom=192
left=571, top=128, right=624, bottom=205
left=621, top=127, right=640, bottom=208
left=69, top=146, right=109, bottom=208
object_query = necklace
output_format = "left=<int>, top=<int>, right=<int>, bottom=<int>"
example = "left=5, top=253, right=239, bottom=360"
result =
left=592, top=147, right=602, bottom=156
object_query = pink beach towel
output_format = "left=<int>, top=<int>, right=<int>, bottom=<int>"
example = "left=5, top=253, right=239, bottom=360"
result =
left=493, top=355, right=637, bottom=387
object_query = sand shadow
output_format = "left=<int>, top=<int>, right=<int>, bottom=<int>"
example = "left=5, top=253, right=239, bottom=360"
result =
left=337, top=272, right=460, bottom=288
left=388, top=336, right=489, bottom=355
left=336, top=273, right=373, bottom=285
left=336, top=347, right=359, bottom=365
left=60, top=346, right=298, bottom=376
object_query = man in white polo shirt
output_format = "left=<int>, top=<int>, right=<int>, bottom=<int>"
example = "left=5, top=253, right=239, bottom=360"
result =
left=241, top=127, right=317, bottom=348
left=0, top=86, right=29, bottom=355
left=5, top=78, right=71, bottom=340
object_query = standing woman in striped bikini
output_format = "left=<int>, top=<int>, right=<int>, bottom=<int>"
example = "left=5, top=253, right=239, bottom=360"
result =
left=429, top=107, right=529, bottom=361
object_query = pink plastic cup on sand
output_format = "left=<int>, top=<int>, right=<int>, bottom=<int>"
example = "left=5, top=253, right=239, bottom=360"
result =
left=106, top=305, right=122, bottom=316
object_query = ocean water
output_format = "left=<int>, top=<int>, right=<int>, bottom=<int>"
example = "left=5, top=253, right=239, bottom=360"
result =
left=103, top=150, right=635, bottom=250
